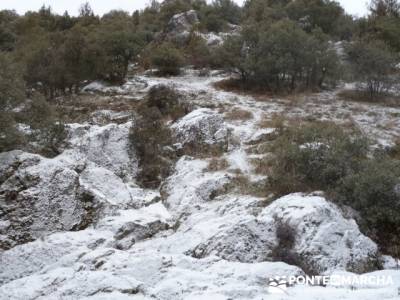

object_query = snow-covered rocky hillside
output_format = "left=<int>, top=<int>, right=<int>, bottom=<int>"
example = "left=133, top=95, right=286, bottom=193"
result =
left=1, top=68, right=400, bottom=300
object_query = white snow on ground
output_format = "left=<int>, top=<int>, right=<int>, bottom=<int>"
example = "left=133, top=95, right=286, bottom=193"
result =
left=1, top=69, right=400, bottom=299
left=133, top=69, right=400, bottom=146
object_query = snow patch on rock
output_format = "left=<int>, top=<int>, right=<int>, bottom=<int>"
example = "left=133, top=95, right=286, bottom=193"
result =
left=260, top=193, right=380, bottom=274
left=161, top=156, right=231, bottom=218
left=171, top=108, right=229, bottom=156
left=0, top=150, right=90, bottom=250
left=65, top=122, right=137, bottom=181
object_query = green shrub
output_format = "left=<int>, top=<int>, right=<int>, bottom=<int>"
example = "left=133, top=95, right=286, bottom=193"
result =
left=150, top=42, right=184, bottom=76
left=15, top=93, right=66, bottom=157
left=217, top=20, right=340, bottom=92
left=130, top=106, right=175, bottom=189
left=269, top=122, right=369, bottom=195
left=268, top=121, right=400, bottom=257
left=0, top=112, right=24, bottom=152
left=185, top=34, right=211, bottom=68
left=0, top=53, right=24, bottom=111
left=346, top=40, right=398, bottom=98
left=130, top=84, right=193, bottom=188
left=147, top=84, right=189, bottom=121
left=0, top=53, right=25, bottom=152
left=335, top=158, right=400, bottom=256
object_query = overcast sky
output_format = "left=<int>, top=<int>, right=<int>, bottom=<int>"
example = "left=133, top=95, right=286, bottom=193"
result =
left=0, top=0, right=369, bottom=17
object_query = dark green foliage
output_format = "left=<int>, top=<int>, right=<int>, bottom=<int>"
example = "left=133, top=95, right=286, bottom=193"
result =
left=185, top=33, right=211, bottom=68
left=243, top=0, right=291, bottom=23
left=243, top=0, right=352, bottom=38
left=286, top=0, right=346, bottom=37
left=0, top=53, right=25, bottom=152
left=373, top=17, right=400, bottom=51
left=3, top=3, right=146, bottom=98
left=359, top=1, right=400, bottom=52
left=0, top=52, right=65, bottom=155
left=15, top=93, right=66, bottom=157
left=211, top=0, right=242, bottom=25
left=95, top=13, right=146, bottom=83
left=147, top=84, right=189, bottom=120
left=199, top=0, right=242, bottom=32
left=0, top=53, right=24, bottom=110
left=218, top=20, right=340, bottom=92
left=213, top=34, right=247, bottom=75
left=369, top=0, right=400, bottom=18
left=159, top=0, right=194, bottom=25
left=269, top=122, right=369, bottom=195
left=0, top=10, right=18, bottom=51
left=0, top=112, right=24, bottom=152
left=346, top=40, right=398, bottom=98
left=268, top=121, right=400, bottom=257
left=130, top=84, right=190, bottom=188
left=131, top=106, right=174, bottom=188
left=150, top=42, right=184, bottom=75
left=335, top=158, right=400, bottom=256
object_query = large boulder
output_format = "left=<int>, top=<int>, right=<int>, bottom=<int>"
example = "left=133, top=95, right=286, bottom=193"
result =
left=0, top=203, right=171, bottom=286
left=165, top=10, right=199, bottom=46
left=0, top=148, right=142, bottom=250
left=190, top=193, right=380, bottom=274
left=191, top=217, right=277, bottom=263
left=0, top=246, right=304, bottom=300
left=161, top=156, right=231, bottom=218
left=0, top=228, right=113, bottom=285
left=166, top=10, right=199, bottom=34
left=64, top=122, right=137, bottom=181
left=79, top=166, right=135, bottom=211
left=0, top=268, right=143, bottom=300
left=171, top=108, right=229, bottom=157
left=0, top=151, right=91, bottom=250
left=97, top=203, right=172, bottom=250
left=259, top=193, right=380, bottom=274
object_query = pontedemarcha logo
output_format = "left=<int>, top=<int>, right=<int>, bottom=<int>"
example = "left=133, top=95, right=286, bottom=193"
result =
left=267, top=276, right=289, bottom=294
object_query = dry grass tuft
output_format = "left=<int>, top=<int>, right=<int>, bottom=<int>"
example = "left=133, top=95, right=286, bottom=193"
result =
left=250, top=155, right=273, bottom=175
left=207, top=157, right=230, bottom=172
left=257, top=113, right=285, bottom=129
left=338, top=89, right=400, bottom=107
left=225, top=107, right=253, bottom=121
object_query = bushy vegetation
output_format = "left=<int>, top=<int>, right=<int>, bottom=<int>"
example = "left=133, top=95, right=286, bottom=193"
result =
left=147, top=84, right=190, bottom=120
left=268, top=121, right=400, bottom=257
left=150, top=42, right=184, bottom=75
left=130, top=106, right=174, bottom=188
left=269, top=122, right=369, bottom=195
left=217, top=1, right=344, bottom=92
left=0, top=4, right=148, bottom=98
left=346, top=40, right=398, bottom=98
left=0, top=53, right=25, bottom=152
left=130, top=85, right=189, bottom=188
left=0, top=52, right=64, bottom=155
left=0, top=0, right=398, bottom=99
left=336, top=157, right=400, bottom=256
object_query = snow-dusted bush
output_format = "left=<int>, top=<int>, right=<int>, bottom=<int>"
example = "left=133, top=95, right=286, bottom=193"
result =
left=336, top=158, right=400, bottom=258
left=269, top=121, right=400, bottom=259
left=346, top=40, right=398, bottom=98
left=130, top=85, right=190, bottom=188
left=150, top=42, right=184, bottom=76
left=147, top=84, right=190, bottom=121
left=269, top=122, right=368, bottom=195
left=130, top=106, right=175, bottom=188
